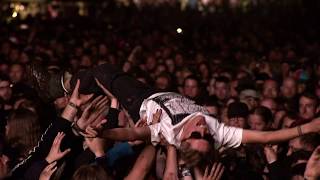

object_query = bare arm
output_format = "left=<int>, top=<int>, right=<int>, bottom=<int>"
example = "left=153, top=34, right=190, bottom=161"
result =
left=125, top=145, right=156, bottom=180
left=164, top=145, right=179, bottom=180
left=242, top=119, right=318, bottom=144
left=101, top=126, right=151, bottom=142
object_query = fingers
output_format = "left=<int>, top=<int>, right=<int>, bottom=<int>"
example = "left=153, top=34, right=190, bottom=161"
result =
left=43, top=161, right=58, bottom=176
left=60, top=148, right=71, bottom=158
left=209, top=163, right=217, bottom=177
left=152, top=109, right=162, bottom=124
left=216, top=165, right=225, bottom=180
left=71, top=79, right=80, bottom=97
left=212, top=163, right=223, bottom=179
left=95, top=78, right=114, bottom=97
left=53, top=132, right=65, bottom=148
left=80, top=126, right=99, bottom=138
left=204, top=166, right=209, bottom=178
left=45, top=161, right=57, bottom=171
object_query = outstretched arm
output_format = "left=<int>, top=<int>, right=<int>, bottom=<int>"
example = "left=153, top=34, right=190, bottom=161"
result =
left=100, top=126, right=151, bottom=142
left=242, top=118, right=319, bottom=144
left=125, top=145, right=156, bottom=180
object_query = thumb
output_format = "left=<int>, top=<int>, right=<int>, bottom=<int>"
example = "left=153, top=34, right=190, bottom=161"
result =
left=60, top=148, right=71, bottom=157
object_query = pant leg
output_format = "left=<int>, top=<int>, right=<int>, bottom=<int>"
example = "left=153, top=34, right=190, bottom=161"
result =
left=92, top=64, right=157, bottom=121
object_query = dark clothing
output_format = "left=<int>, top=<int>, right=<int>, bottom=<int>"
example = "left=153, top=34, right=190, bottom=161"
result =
left=92, top=64, right=158, bottom=121
left=10, top=117, right=83, bottom=179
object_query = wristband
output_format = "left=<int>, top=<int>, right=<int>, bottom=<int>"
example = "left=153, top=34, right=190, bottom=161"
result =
left=68, top=101, right=78, bottom=109
left=71, top=119, right=85, bottom=133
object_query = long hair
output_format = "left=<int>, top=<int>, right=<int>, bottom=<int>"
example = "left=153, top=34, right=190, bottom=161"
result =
left=6, top=108, right=41, bottom=158
left=178, top=141, right=219, bottom=169
left=72, top=164, right=112, bottom=180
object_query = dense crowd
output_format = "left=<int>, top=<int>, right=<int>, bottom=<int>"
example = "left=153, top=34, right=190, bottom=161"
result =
left=0, top=3, right=320, bottom=180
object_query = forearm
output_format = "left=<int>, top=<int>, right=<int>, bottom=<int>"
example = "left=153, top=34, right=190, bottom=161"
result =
left=242, top=123, right=313, bottom=144
left=101, top=127, right=150, bottom=141
left=125, top=145, right=156, bottom=180
left=164, top=145, right=178, bottom=178
left=61, top=102, right=78, bottom=122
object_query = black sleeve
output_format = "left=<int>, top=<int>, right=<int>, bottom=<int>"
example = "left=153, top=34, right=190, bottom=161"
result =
left=10, top=117, right=79, bottom=179
left=23, top=160, right=49, bottom=180
left=103, top=108, right=120, bottom=129
left=267, top=160, right=291, bottom=180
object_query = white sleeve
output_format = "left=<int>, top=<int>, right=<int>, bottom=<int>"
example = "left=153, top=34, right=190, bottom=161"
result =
left=214, top=123, right=243, bottom=148
left=207, top=116, right=243, bottom=148
left=148, top=123, right=161, bottom=146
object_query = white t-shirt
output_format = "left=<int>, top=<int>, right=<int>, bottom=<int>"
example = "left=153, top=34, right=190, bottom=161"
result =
left=139, top=92, right=243, bottom=148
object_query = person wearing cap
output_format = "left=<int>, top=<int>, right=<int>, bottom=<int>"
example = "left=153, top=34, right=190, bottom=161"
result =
left=227, top=102, right=249, bottom=129
left=239, top=88, right=260, bottom=110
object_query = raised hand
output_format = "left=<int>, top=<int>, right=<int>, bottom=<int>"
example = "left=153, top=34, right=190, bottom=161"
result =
left=69, top=79, right=93, bottom=107
left=85, top=137, right=106, bottom=158
left=304, top=145, right=320, bottom=179
left=95, top=78, right=115, bottom=99
left=45, top=132, right=71, bottom=164
left=39, top=162, right=57, bottom=180
left=202, top=163, right=225, bottom=180
left=151, top=109, right=162, bottom=125
left=76, top=95, right=109, bottom=131
left=264, top=145, right=278, bottom=164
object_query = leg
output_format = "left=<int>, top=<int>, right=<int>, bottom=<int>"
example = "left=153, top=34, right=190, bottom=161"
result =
left=87, top=64, right=157, bottom=121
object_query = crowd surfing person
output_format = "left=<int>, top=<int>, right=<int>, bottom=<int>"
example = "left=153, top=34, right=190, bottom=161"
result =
left=1, top=5, right=320, bottom=180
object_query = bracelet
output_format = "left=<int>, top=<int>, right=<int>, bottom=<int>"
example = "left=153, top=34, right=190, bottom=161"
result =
left=68, top=101, right=79, bottom=110
left=181, top=168, right=192, bottom=177
left=179, top=166, right=192, bottom=178
left=297, top=126, right=303, bottom=136
left=71, top=119, right=85, bottom=133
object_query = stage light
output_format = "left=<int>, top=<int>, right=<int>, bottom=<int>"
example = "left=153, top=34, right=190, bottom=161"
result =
left=176, top=28, right=182, bottom=34
left=12, top=11, right=18, bottom=18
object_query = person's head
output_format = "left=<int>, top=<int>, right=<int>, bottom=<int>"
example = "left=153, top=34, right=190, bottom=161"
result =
left=203, top=96, right=220, bottom=117
left=183, top=75, right=201, bottom=99
left=281, top=113, right=297, bottom=129
left=180, top=115, right=214, bottom=154
left=207, top=77, right=216, bottom=96
left=262, top=79, right=279, bottom=99
left=239, top=89, right=260, bottom=110
left=260, top=98, right=278, bottom=115
left=287, top=133, right=320, bottom=156
left=9, top=63, right=25, bottom=84
left=165, top=58, right=175, bottom=73
left=299, top=92, right=318, bottom=120
left=0, top=74, right=12, bottom=102
left=80, top=54, right=93, bottom=68
left=281, top=77, right=297, bottom=99
left=248, top=106, right=273, bottom=131
left=72, top=164, right=112, bottom=180
left=6, top=108, right=41, bottom=158
left=155, top=74, right=172, bottom=91
left=145, top=55, right=157, bottom=71
left=214, top=76, right=230, bottom=101
left=227, top=102, right=249, bottom=128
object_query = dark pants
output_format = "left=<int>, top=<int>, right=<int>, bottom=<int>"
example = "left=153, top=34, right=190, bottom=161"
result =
left=92, top=64, right=157, bottom=122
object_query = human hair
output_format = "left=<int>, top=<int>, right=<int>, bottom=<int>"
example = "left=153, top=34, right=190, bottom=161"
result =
left=215, top=76, right=230, bottom=84
left=249, top=106, right=273, bottom=124
left=72, top=164, right=112, bottom=180
left=299, top=133, right=320, bottom=151
left=178, top=141, right=217, bottom=169
left=300, top=92, right=318, bottom=106
left=6, top=108, right=41, bottom=158
left=183, top=75, right=201, bottom=87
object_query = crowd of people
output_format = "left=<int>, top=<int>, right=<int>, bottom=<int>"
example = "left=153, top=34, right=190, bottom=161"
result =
left=0, top=2, right=320, bottom=180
